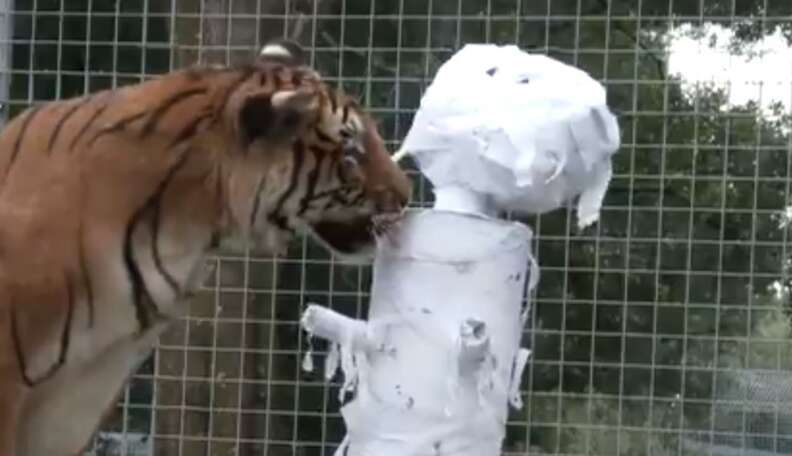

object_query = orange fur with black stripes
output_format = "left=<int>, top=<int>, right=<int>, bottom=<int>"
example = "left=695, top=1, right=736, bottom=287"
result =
left=0, top=41, right=410, bottom=456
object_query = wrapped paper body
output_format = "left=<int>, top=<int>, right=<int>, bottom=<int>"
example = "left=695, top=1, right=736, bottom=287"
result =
left=400, top=44, right=621, bottom=228
left=301, top=210, right=536, bottom=455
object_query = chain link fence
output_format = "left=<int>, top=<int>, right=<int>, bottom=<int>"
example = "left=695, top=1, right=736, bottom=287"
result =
left=2, top=0, right=792, bottom=455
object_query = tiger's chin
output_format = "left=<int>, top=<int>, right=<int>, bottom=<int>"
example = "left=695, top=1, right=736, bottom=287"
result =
left=214, top=227, right=294, bottom=257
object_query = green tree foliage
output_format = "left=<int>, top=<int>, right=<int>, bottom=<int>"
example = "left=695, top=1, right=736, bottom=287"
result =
left=5, top=0, right=792, bottom=454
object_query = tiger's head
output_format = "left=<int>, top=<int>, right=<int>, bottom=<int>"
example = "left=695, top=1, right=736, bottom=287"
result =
left=220, top=40, right=411, bottom=261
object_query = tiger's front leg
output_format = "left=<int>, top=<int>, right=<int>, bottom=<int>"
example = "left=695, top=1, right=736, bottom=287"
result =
left=0, top=313, right=30, bottom=456
left=15, top=323, right=168, bottom=456
left=0, top=378, right=27, bottom=456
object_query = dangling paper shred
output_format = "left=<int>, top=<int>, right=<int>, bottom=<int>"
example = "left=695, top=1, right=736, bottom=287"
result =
left=339, top=338, right=360, bottom=402
left=325, top=342, right=341, bottom=381
left=301, top=334, right=315, bottom=373
left=508, top=348, right=532, bottom=410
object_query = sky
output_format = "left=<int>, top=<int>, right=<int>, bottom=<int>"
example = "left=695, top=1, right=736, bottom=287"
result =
left=666, top=23, right=792, bottom=117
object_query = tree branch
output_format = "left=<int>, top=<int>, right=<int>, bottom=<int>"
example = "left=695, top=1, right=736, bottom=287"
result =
left=594, top=0, right=666, bottom=79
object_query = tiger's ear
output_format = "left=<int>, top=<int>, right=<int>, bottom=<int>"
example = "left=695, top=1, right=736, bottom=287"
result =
left=238, top=87, right=320, bottom=145
left=259, top=39, right=306, bottom=65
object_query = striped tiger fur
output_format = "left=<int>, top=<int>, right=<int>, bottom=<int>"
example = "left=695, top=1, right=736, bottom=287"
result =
left=0, top=40, right=411, bottom=456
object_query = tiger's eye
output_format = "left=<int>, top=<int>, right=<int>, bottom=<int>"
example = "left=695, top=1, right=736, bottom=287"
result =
left=343, top=144, right=358, bottom=157
left=342, top=155, right=358, bottom=167
left=342, top=140, right=368, bottom=165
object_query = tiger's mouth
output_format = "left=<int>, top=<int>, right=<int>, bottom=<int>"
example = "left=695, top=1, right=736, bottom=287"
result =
left=309, top=211, right=403, bottom=260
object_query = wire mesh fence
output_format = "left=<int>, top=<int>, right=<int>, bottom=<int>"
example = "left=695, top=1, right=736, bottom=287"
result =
left=2, top=0, right=792, bottom=455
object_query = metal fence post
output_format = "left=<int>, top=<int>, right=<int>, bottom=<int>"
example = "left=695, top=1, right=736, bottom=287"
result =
left=0, top=0, right=12, bottom=128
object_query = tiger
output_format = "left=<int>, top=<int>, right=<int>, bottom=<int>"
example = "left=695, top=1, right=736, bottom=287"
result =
left=0, top=39, right=411, bottom=456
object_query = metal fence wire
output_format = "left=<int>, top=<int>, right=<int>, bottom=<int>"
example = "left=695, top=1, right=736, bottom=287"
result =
left=2, top=0, right=792, bottom=455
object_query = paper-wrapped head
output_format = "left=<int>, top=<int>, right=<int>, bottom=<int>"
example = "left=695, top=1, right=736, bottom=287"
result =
left=399, top=44, right=621, bottom=229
